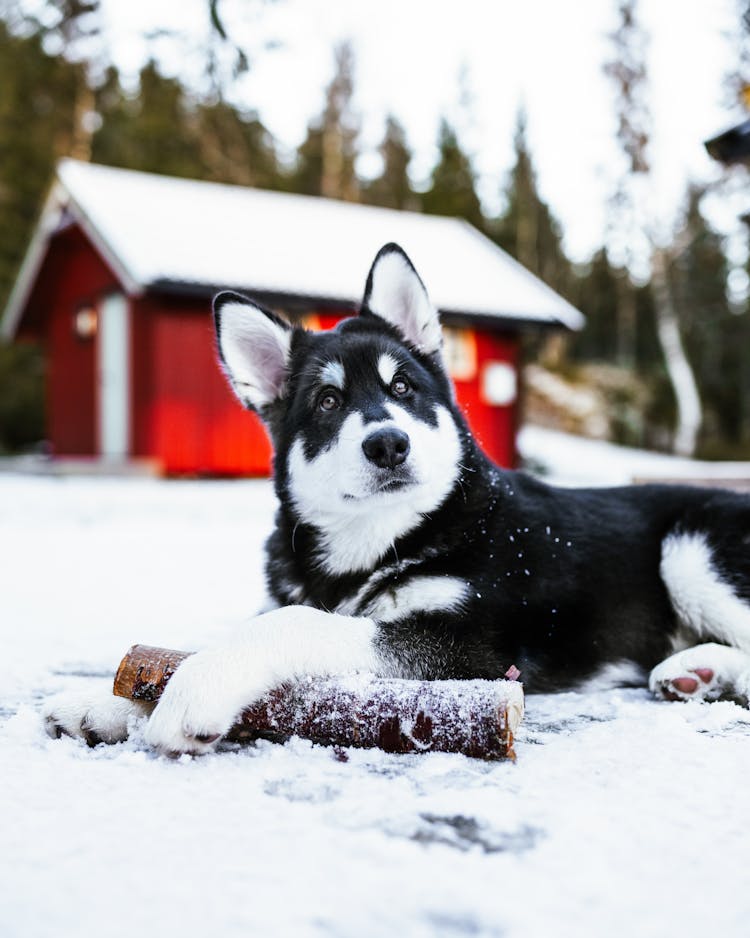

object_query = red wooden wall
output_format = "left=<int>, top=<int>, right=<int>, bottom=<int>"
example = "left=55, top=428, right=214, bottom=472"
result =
left=20, top=227, right=521, bottom=474
left=131, top=295, right=272, bottom=475
left=132, top=302, right=520, bottom=474
left=451, top=329, right=519, bottom=469
left=21, top=225, right=120, bottom=456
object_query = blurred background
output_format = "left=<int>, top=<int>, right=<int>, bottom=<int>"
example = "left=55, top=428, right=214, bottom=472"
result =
left=2, top=0, right=750, bottom=467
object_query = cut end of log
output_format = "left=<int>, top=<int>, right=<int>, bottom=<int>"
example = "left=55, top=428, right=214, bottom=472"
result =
left=113, top=644, right=190, bottom=701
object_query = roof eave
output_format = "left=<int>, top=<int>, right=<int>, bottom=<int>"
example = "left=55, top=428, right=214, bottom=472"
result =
left=62, top=189, right=142, bottom=298
left=2, top=159, right=585, bottom=339
left=0, top=174, right=144, bottom=342
left=455, top=219, right=586, bottom=331
left=145, top=279, right=578, bottom=331
left=704, top=119, right=750, bottom=165
left=439, top=309, right=581, bottom=332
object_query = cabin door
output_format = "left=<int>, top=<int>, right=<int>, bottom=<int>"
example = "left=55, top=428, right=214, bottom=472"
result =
left=97, top=292, right=130, bottom=459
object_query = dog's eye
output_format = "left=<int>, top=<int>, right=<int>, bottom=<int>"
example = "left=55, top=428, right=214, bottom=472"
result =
left=318, top=390, right=341, bottom=412
left=391, top=376, right=411, bottom=396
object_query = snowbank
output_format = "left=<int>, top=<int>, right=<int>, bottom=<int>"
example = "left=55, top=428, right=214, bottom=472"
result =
left=519, top=424, right=750, bottom=487
left=2, top=449, right=750, bottom=937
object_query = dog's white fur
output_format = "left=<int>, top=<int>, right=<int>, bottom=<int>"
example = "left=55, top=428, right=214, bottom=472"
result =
left=376, top=353, right=400, bottom=386
left=361, top=575, right=469, bottom=624
left=287, top=404, right=462, bottom=575
left=579, top=661, right=646, bottom=693
left=43, top=687, right=154, bottom=744
left=141, top=608, right=385, bottom=754
left=319, top=360, right=346, bottom=391
left=661, top=532, right=750, bottom=651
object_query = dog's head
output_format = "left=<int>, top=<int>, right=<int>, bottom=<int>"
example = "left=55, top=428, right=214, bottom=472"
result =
left=213, top=244, right=465, bottom=564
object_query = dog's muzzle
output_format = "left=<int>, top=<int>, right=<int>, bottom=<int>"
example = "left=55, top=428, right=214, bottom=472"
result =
left=362, top=428, right=410, bottom=470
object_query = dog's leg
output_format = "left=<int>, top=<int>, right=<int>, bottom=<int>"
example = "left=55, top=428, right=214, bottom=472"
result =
left=649, top=642, right=750, bottom=703
left=43, top=686, right=155, bottom=745
left=143, top=606, right=388, bottom=755
left=661, top=531, right=750, bottom=650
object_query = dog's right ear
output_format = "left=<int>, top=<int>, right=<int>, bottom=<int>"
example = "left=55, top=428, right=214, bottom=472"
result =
left=213, top=291, right=293, bottom=411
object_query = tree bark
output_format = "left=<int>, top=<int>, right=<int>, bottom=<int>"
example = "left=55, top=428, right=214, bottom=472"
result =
left=651, top=246, right=702, bottom=456
left=113, top=644, right=524, bottom=761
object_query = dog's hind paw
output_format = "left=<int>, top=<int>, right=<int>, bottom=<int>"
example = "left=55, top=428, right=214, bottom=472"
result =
left=43, top=687, right=150, bottom=746
left=649, top=642, right=750, bottom=704
left=650, top=665, right=718, bottom=702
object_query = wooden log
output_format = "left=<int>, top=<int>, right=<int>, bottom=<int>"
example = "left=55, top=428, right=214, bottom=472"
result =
left=113, top=644, right=524, bottom=761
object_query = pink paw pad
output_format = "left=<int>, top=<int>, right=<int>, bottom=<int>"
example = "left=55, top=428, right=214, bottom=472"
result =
left=659, top=666, right=717, bottom=701
left=670, top=676, right=699, bottom=695
left=691, top=668, right=714, bottom=684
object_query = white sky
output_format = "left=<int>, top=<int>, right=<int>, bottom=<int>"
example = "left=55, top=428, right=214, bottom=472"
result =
left=96, top=0, right=745, bottom=264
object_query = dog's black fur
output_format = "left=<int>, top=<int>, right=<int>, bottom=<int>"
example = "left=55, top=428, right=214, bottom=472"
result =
left=214, top=243, right=750, bottom=696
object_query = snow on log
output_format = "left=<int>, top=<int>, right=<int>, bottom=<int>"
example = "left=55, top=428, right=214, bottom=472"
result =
left=113, top=644, right=524, bottom=760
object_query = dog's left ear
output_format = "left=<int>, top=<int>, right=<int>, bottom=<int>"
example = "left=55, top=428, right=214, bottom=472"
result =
left=360, top=243, right=443, bottom=355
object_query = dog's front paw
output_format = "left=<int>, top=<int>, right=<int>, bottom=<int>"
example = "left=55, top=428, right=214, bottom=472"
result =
left=43, top=687, right=148, bottom=746
left=143, top=650, right=257, bottom=756
left=141, top=606, right=381, bottom=755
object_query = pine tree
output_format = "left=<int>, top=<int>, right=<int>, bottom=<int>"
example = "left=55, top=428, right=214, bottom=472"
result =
left=420, top=119, right=484, bottom=229
left=292, top=124, right=325, bottom=196
left=92, top=61, right=205, bottom=179
left=0, top=20, right=78, bottom=309
left=91, top=63, right=282, bottom=189
left=493, top=109, right=573, bottom=298
left=362, top=115, right=416, bottom=210
left=193, top=101, right=280, bottom=188
left=11, top=0, right=103, bottom=161
left=88, top=65, right=136, bottom=167
left=0, top=341, right=45, bottom=452
left=569, top=249, right=621, bottom=362
left=570, top=247, right=663, bottom=374
left=0, top=19, right=79, bottom=451
left=291, top=41, right=360, bottom=201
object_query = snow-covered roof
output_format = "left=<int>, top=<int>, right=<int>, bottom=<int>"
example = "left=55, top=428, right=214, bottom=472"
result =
left=1, top=159, right=584, bottom=339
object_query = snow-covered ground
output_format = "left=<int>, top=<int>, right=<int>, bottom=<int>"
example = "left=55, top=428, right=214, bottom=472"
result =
left=2, top=429, right=750, bottom=938
left=519, top=424, right=750, bottom=487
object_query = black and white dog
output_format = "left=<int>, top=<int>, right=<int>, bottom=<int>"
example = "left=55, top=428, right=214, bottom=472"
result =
left=46, top=243, right=750, bottom=754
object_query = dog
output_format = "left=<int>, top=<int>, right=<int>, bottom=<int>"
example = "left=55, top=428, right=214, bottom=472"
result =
left=45, top=242, right=750, bottom=754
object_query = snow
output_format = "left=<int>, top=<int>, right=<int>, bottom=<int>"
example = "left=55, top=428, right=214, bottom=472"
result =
left=519, top=423, right=750, bottom=487
left=0, top=160, right=585, bottom=342
left=3, top=438, right=750, bottom=937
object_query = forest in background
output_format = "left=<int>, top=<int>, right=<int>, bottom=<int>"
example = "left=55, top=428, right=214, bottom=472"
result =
left=1, top=0, right=749, bottom=459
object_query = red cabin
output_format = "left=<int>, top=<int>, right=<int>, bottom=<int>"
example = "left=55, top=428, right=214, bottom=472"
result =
left=1, top=161, right=583, bottom=475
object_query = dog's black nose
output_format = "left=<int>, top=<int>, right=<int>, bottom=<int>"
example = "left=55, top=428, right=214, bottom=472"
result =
left=362, top=428, right=410, bottom=469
